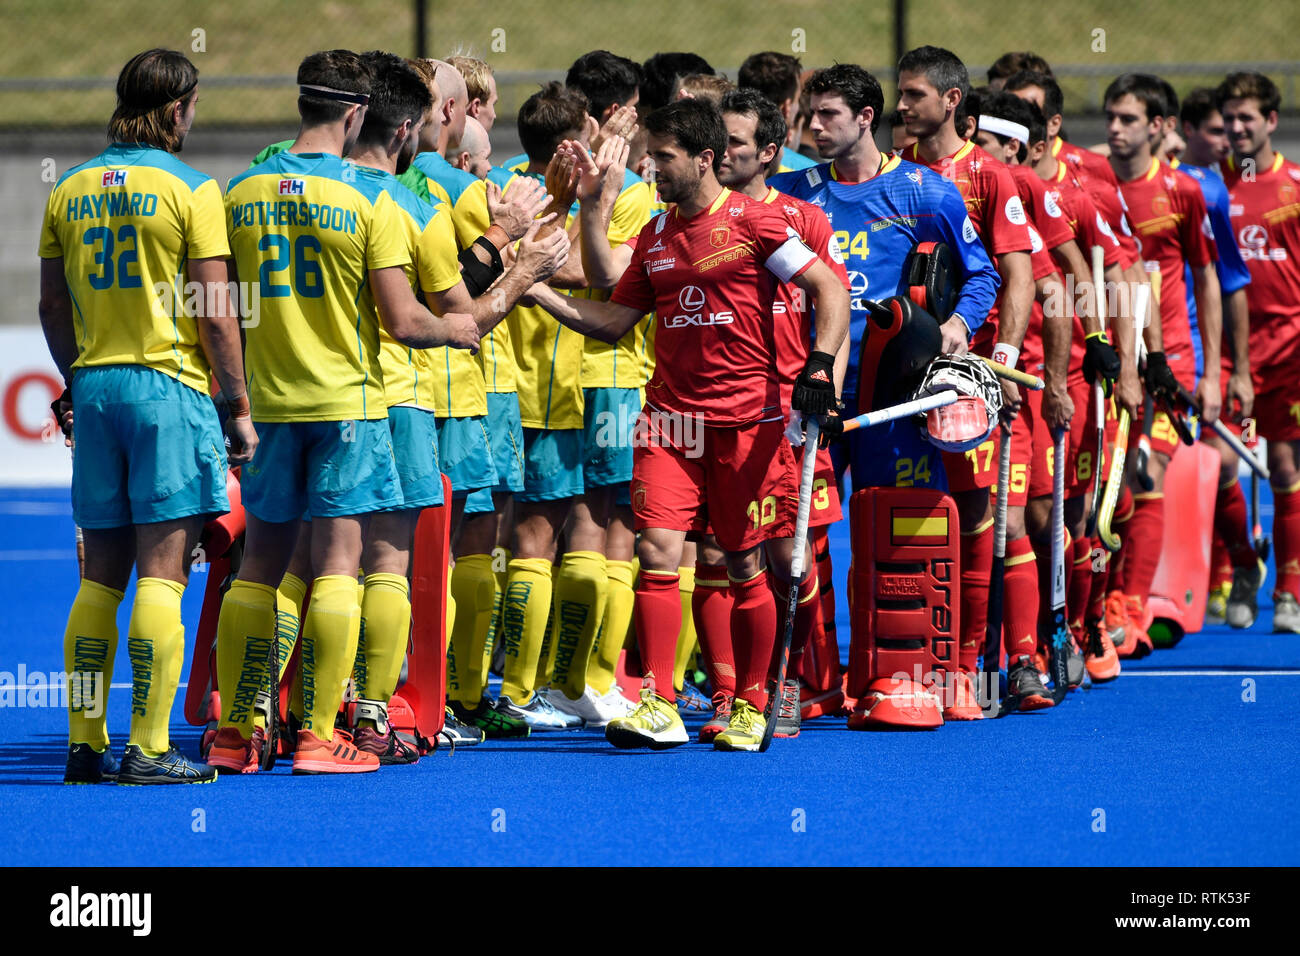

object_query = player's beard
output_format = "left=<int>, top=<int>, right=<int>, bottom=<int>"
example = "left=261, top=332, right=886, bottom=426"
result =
left=395, top=135, right=417, bottom=175
left=660, top=164, right=702, bottom=206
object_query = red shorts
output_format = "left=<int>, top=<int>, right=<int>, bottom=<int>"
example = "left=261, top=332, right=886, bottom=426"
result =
left=1023, top=378, right=1104, bottom=500
left=1238, top=361, right=1300, bottom=443
left=631, top=415, right=798, bottom=552
left=793, top=443, right=842, bottom=528
left=1130, top=349, right=1198, bottom=459
left=942, top=435, right=998, bottom=493
left=992, top=404, right=1033, bottom=508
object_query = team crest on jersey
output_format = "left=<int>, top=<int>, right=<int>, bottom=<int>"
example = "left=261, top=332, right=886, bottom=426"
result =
left=632, top=481, right=647, bottom=513
left=1152, top=194, right=1170, bottom=216
left=101, top=170, right=127, bottom=187
left=279, top=178, right=305, bottom=196
left=1281, top=181, right=1298, bottom=204
left=710, top=226, right=730, bottom=247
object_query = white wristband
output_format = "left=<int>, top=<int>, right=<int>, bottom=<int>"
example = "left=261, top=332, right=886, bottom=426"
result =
left=991, top=342, right=1020, bottom=370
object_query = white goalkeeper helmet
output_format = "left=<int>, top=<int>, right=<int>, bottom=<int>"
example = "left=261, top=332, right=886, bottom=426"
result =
left=912, top=354, right=1002, bottom=452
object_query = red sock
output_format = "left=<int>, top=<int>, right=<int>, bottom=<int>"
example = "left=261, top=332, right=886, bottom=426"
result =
left=634, top=570, right=680, bottom=701
left=1088, top=536, right=1109, bottom=622
left=1215, top=480, right=1257, bottom=569
left=959, top=521, right=993, bottom=673
left=1209, top=531, right=1232, bottom=591
left=1273, top=485, right=1300, bottom=599
left=1003, top=535, right=1039, bottom=660
left=1123, top=493, right=1165, bottom=603
left=692, top=563, right=735, bottom=696
left=730, top=570, right=778, bottom=710
left=1111, top=488, right=1135, bottom=594
left=1068, top=535, right=1093, bottom=630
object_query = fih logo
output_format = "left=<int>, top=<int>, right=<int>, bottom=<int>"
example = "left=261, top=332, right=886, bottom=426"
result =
left=49, top=886, right=151, bottom=936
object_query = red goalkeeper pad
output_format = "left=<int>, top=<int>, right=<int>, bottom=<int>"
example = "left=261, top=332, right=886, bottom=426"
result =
left=1148, top=441, right=1219, bottom=642
left=398, top=474, right=453, bottom=737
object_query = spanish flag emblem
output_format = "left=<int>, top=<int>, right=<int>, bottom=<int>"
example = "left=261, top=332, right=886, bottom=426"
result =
left=890, top=508, right=949, bottom=547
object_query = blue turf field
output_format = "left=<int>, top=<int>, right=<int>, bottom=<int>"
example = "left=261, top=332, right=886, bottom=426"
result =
left=1, top=485, right=1296, bottom=867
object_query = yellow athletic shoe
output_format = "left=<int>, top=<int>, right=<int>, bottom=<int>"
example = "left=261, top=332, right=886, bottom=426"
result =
left=713, top=697, right=766, bottom=752
left=604, top=688, right=688, bottom=750
left=1205, top=582, right=1230, bottom=626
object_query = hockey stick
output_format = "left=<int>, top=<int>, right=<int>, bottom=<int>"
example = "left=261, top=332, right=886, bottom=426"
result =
left=976, top=356, right=1045, bottom=390
left=1048, top=427, right=1071, bottom=703
left=838, top=389, right=959, bottom=433
left=760, top=416, right=821, bottom=753
left=1252, top=456, right=1271, bottom=561
left=984, top=422, right=1014, bottom=716
left=1085, top=245, right=1107, bottom=537
left=1135, top=395, right=1156, bottom=492
left=1097, top=283, right=1150, bottom=551
left=1165, top=381, right=1271, bottom=480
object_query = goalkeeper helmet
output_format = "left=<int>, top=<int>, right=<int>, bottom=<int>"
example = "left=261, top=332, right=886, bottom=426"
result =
left=912, top=354, right=1002, bottom=452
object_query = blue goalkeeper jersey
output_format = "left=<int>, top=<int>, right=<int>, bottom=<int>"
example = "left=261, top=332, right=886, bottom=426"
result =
left=1174, top=160, right=1252, bottom=378
left=769, top=156, right=999, bottom=407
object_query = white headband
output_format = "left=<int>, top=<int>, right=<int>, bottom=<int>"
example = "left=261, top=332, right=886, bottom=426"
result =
left=978, top=115, right=1029, bottom=144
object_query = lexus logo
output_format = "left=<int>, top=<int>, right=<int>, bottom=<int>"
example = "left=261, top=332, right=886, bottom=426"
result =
left=679, top=285, right=706, bottom=310
left=1240, top=224, right=1267, bottom=249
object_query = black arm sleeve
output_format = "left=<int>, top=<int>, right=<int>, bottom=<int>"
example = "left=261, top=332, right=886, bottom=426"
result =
left=458, top=236, right=505, bottom=297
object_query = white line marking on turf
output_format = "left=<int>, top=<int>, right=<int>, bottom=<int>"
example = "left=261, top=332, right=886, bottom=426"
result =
left=1121, top=669, right=1300, bottom=676
left=0, top=550, right=73, bottom=561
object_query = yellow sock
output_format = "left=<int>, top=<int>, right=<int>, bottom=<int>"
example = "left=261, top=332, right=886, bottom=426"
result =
left=589, top=559, right=634, bottom=695
left=63, top=579, right=123, bottom=750
left=274, top=572, right=306, bottom=681
left=300, top=575, right=362, bottom=742
left=125, top=578, right=187, bottom=756
left=535, top=562, right=559, bottom=689
left=359, top=573, right=410, bottom=705
left=449, top=554, right=496, bottom=706
left=674, top=565, right=697, bottom=691
left=551, top=551, right=608, bottom=700
left=215, top=580, right=277, bottom=739
left=500, top=557, right=553, bottom=703
left=484, top=546, right=511, bottom=675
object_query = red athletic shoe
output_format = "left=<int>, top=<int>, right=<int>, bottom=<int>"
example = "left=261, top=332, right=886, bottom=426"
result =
left=291, top=729, right=378, bottom=774
left=1120, top=596, right=1154, bottom=659
left=1107, top=590, right=1138, bottom=656
left=1082, top=618, right=1121, bottom=682
left=942, top=670, right=984, bottom=721
left=206, top=726, right=261, bottom=774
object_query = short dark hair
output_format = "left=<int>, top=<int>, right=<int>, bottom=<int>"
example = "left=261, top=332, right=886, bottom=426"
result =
left=738, top=51, right=802, bottom=107
left=1217, top=71, right=1281, bottom=116
left=355, top=51, right=432, bottom=148
left=1180, top=87, right=1221, bottom=130
left=976, top=90, right=1038, bottom=161
left=1104, top=73, right=1167, bottom=122
left=518, top=81, right=589, bottom=163
left=645, top=97, right=727, bottom=172
left=297, top=49, right=372, bottom=126
left=720, top=88, right=788, bottom=159
left=987, top=51, right=1052, bottom=84
left=806, top=63, right=885, bottom=133
left=959, top=84, right=990, bottom=137
left=1003, top=69, right=1064, bottom=120
left=640, top=52, right=715, bottom=111
left=566, top=50, right=641, bottom=121
left=1158, top=78, right=1179, bottom=120
left=898, top=45, right=970, bottom=111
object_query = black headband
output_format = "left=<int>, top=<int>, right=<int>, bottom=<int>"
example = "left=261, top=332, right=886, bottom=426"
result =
left=299, top=84, right=370, bottom=106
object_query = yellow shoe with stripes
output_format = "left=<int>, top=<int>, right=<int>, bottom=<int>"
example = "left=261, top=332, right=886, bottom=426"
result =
left=713, top=697, right=766, bottom=752
left=604, top=688, right=688, bottom=750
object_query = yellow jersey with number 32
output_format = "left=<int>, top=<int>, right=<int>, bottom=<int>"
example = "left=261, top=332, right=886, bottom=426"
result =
left=38, top=143, right=230, bottom=394
left=225, top=152, right=408, bottom=422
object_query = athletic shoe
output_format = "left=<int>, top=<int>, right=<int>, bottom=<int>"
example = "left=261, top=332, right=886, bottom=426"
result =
left=1007, top=655, right=1055, bottom=711
left=1121, top=596, right=1154, bottom=658
left=605, top=687, right=688, bottom=750
left=452, top=698, right=530, bottom=738
left=713, top=698, right=766, bottom=752
left=800, top=683, right=846, bottom=720
left=773, top=679, right=801, bottom=739
left=1205, top=582, right=1230, bottom=625
left=548, top=685, right=631, bottom=729
left=496, top=692, right=581, bottom=732
left=676, top=679, right=712, bottom=712
left=942, top=670, right=984, bottom=721
left=1065, top=638, right=1087, bottom=690
left=437, top=707, right=485, bottom=748
left=1272, top=592, right=1300, bottom=634
left=291, top=730, right=378, bottom=774
left=117, top=745, right=217, bottom=785
left=353, top=726, right=420, bottom=765
left=699, top=693, right=732, bottom=743
left=1226, top=560, right=1265, bottom=629
left=63, top=742, right=119, bottom=785
left=1082, top=619, right=1121, bottom=682
left=1106, top=590, right=1136, bottom=656
left=206, top=726, right=262, bottom=774
left=598, top=684, right=638, bottom=718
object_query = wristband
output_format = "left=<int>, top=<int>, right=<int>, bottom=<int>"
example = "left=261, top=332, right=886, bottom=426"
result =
left=227, top=393, right=251, bottom=419
left=990, top=342, right=1019, bottom=370
left=483, top=224, right=510, bottom=251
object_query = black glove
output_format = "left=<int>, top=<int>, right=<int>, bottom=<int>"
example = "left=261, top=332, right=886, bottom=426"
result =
left=50, top=387, right=72, bottom=439
left=792, top=350, right=837, bottom=415
left=1082, top=331, right=1121, bottom=395
left=1143, top=350, right=1180, bottom=401
left=816, top=407, right=843, bottom=448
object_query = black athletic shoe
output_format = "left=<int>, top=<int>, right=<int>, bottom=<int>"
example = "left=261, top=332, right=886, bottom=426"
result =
left=116, top=745, right=217, bottom=785
left=63, top=743, right=120, bottom=785
left=773, top=679, right=802, bottom=738
left=438, top=706, right=485, bottom=748
left=1007, top=655, right=1056, bottom=712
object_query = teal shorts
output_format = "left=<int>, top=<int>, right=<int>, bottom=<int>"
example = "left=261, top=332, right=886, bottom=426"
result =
left=434, top=415, right=497, bottom=499
left=241, top=419, right=401, bottom=522
left=387, top=406, right=444, bottom=509
left=583, top=386, right=641, bottom=489
left=71, top=365, right=229, bottom=528
left=519, top=427, right=584, bottom=503
left=485, top=391, right=525, bottom=494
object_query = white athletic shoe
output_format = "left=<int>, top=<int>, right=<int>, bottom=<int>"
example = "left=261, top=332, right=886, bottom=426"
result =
left=600, top=684, right=638, bottom=718
left=1226, top=561, right=1264, bottom=629
left=1272, top=592, right=1300, bottom=634
left=547, top=685, right=633, bottom=728
left=496, top=692, right=582, bottom=731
